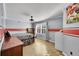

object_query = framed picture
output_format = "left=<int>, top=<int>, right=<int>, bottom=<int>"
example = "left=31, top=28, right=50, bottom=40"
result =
left=66, top=3, right=79, bottom=24
left=63, top=3, right=79, bottom=28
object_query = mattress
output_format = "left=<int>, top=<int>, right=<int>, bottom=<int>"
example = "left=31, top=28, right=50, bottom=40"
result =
left=12, top=32, right=33, bottom=40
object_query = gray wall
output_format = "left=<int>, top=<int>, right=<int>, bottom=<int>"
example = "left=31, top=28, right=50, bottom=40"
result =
left=0, top=3, right=4, bottom=55
left=48, top=19, right=63, bottom=42
left=6, top=19, right=32, bottom=35
left=63, top=4, right=79, bottom=56
left=0, top=3, right=3, bottom=26
left=6, top=19, right=31, bottom=28
left=35, top=17, right=63, bottom=42
left=63, top=35, right=79, bottom=56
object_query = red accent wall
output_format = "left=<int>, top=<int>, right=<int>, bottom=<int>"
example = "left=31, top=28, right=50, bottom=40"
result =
left=0, top=28, right=26, bottom=38
left=1, top=28, right=79, bottom=37
left=63, top=29, right=79, bottom=35
left=5, top=28, right=26, bottom=31
left=48, top=28, right=79, bottom=35
left=48, top=28, right=61, bottom=32
left=0, top=29, right=4, bottom=38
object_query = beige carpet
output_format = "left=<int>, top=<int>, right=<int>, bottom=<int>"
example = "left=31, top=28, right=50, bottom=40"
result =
left=23, top=39, right=64, bottom=56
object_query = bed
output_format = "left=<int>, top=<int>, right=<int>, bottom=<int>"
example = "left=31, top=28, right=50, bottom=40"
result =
left=11, top=32, right=34, bottom=46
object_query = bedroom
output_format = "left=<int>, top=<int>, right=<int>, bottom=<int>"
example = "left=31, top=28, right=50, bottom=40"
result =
left=0, top=3, right=79, bottom=56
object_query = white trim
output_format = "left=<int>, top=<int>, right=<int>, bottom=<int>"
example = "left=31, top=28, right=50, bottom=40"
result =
left=48, top=39, right=55, bottom=43
left=62, top=52, right=68, bottom=56
left=64, top=33, right=79, bottom=38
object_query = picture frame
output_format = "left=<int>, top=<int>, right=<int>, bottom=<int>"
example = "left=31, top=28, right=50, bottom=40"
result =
left=63, top=3, right=79, bottom=28
left=66, top=3, right=79, bottom=24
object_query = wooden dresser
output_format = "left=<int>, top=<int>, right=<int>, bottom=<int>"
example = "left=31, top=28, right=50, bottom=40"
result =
left=1, top=37, right=23, bottom=56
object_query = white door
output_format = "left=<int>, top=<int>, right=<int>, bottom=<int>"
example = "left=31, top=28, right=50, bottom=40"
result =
left=36, top=22, right=47, bottom=40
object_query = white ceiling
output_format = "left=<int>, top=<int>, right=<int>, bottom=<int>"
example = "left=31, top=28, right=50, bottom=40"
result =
left=5, top=3, right=64, bottom=22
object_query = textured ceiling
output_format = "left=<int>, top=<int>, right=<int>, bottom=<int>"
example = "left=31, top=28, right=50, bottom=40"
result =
left=5, top=3, right=64, bottom=22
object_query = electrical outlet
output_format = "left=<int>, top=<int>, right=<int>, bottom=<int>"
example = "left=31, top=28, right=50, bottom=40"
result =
left=70, top=51, right=73, bottom=55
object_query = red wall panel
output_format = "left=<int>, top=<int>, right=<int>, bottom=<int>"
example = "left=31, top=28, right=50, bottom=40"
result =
left=0, top=29, right=4, bottom=38
left=5, top=28, right=26, bottom=31
left=63, top=29, right=79, bottom=35
left=48, top=28, right=61, bottom=32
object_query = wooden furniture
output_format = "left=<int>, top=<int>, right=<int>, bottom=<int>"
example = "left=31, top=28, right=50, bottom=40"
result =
left=1, top=37, right=23, bottom=56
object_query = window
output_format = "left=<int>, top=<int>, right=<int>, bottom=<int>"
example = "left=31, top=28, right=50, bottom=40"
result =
left=37, top=26, right=41, bottom=33
left=42, top=25, right=46, bottom=33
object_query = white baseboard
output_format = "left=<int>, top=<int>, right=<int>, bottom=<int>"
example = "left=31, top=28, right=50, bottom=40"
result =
left=62, top=52, right=68, bottom=56
left=48, top=40, right=55, bottom=43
